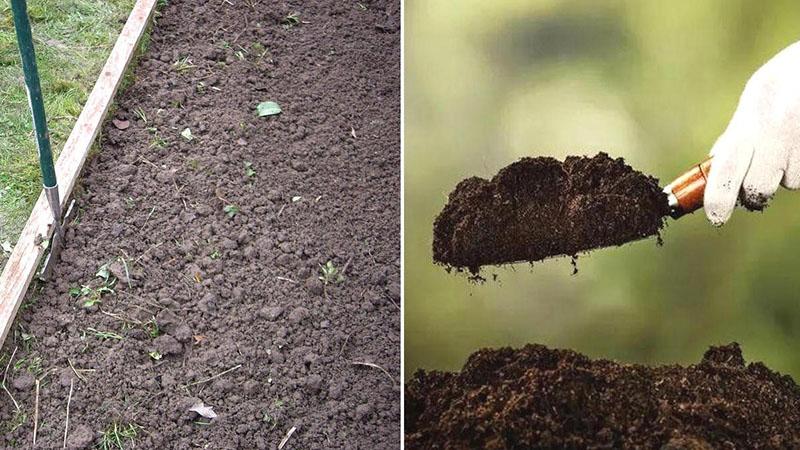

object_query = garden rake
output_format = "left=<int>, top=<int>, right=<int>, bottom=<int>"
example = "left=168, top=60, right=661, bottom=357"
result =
left=10, top=0, right=72, bottom=280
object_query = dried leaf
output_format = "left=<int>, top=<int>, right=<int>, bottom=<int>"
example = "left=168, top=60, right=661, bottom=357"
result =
left=112, top=118, right=130, bottom=130
left=181, top=128, right=194, bottom=141
left=189, top=401, right=217, bottom=419
left=96, top=264, right=110, bottom=282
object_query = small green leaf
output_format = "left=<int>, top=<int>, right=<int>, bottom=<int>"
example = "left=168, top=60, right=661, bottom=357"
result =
left=256, top=101, right=282, bottom=117
left=223, top=204, right=240, bottom=218
left=149, top=351, right=163, bottom=360
left=97, top=286, right=115, bottom=295
left=69, top=287, right=82, bottom=298
left=82, top=297, right=102, bottom=308
left=96, top=264, right=110, bottom=282
left=244, top=161, right=256, bottom=178
left=181, top=128, right=194, bottom=141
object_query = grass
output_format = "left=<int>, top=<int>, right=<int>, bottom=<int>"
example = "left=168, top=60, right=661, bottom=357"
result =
left=99, top=422, right=140, bottom=450
left=281, top=12, right=300, bottom=28
left=223, top=204, right=239, bottom=218
left=0, top=0, right=136, bottom=255
left=172, top=56, right=194, bottom=73
left=84, top=327, right=123, bottom=341
left=143, top=317, right=160, bottom=338
left=1, top=410, right=27, bottom=436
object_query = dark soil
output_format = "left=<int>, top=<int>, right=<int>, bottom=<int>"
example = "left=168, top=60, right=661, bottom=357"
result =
left=406, top=343, right=800, bottom=449
left=1, top=0, right=399, bottom=448
left=433, top=153, right=670, bottom=274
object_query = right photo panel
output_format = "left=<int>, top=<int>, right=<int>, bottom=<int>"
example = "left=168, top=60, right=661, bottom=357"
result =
left=404, top=1, right=800, bottom=447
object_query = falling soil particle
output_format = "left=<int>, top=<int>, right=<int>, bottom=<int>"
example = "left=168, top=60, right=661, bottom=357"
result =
left=433, top=153, right=670, bottom=274
left=405, top=342, right=800, bottom=449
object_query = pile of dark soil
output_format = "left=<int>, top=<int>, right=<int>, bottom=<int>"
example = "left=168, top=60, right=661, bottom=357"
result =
left=433, top=153, right=670, bottom=274
left=0, top=0, right=399, bottom=448
left=406, top=343, right=800, bottom=449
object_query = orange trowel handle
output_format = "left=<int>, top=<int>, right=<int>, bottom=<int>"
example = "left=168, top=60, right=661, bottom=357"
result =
left=664, top=157, right=712, bottom=217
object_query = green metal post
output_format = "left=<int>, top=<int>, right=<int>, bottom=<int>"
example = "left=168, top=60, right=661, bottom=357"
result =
left=10, top=0, right=62, bottom=234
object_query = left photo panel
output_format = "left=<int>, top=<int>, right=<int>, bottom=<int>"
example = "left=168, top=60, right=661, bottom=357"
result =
left=0, top=0, right=400, bottom=448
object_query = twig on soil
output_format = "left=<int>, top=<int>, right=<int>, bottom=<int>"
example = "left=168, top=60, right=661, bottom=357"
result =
left=63, top=378, right=73, bottom=449
left=366, top=249, right=379, bottom=265
left=174, top=181, right=188, bottom=209
left=184, top=364, right=242, bottom=388
left=33, top=378, right=40, bottom=445
left=134, top=241, right=164, bottom=264
left=138, top=156, right=160, bottom=169
left=100, top=309, right=143, bottom=326
left=214, top=188, right=230, bottom=204
left=232, top=16, right=249, bottom=43
left=340, top=258, right=353, bottom=277
left=276, top=276, right=297, bottom=284
left=67, top=358, right=91, bottom=383
left=2, top=346, right=20, bottom=411
left=278, top=426, right=297, bottom=450
left=142, top=206, right=157, bottom=229
left=383, top=293, right=400, bottom=311
left=120, top=253, right=133, bottom=289
left=67, top=358, right=86, bottom=383
left=351, top=360, right=396, bottom=386
left=337, top=332, right=354, bottom=358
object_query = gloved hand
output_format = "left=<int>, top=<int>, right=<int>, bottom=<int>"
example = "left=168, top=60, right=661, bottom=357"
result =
left=704, top=41, right=800, bottom=226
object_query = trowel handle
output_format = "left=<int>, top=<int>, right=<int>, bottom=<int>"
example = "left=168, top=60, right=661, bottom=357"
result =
left=664, top=157, right=712, bottom=218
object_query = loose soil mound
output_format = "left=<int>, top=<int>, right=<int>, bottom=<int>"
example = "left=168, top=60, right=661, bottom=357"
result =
left=433, top=153, right=670, bottom=274
left=406, top=343, right=800, bottom=449
left=0, top=0, right=399, bottom=448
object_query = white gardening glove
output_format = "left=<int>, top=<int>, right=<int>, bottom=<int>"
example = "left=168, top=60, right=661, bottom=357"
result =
left=704, top=41, right=800, bottom=226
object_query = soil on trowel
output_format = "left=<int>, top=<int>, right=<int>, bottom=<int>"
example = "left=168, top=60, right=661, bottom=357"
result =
left=406, top=343, right=800, bottom=449
left=433, top=153, right=670, bottom=274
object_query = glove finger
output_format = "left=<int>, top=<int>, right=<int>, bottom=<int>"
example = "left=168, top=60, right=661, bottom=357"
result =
left=781, top=141, right=800, bottom=190
left=704, top=132, right=754, bottom=226
left=740, top=143, right=784, bottom=210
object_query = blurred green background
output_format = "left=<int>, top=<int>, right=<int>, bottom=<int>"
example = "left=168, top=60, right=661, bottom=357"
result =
left=405, top=0, right=800, bottom=379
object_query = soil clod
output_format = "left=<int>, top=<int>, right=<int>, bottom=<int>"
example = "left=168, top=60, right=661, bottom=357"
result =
left=405, top=342, right=800, bottom=449
left=433, top=153, right=670, bottom=274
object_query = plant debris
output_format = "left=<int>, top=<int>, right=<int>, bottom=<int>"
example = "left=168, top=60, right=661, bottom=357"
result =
left=189, top=401, right=217, bottom=419
left=256, top=101, right=282, bottom=117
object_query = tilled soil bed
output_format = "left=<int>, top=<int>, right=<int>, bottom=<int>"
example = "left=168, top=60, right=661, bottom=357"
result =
left=406, top=343, right=800, bottom=449
left=1, top=0, right=399, bottom=448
